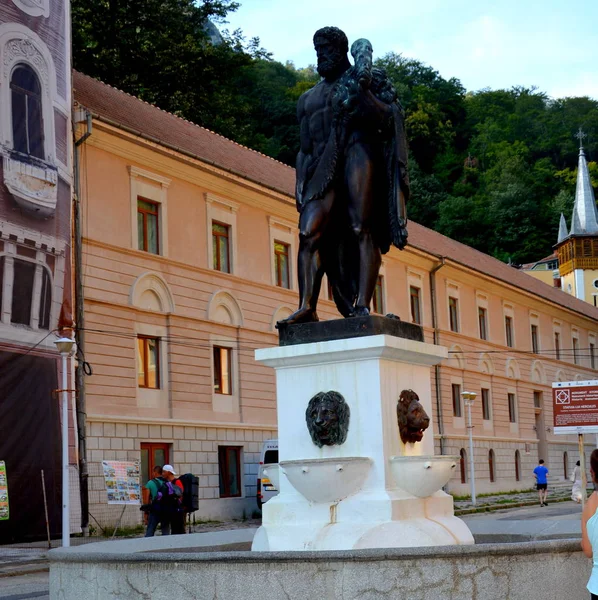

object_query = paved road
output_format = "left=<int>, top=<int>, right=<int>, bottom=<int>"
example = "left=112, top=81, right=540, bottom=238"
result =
left=0, top=573, right=48, bottom=600
left=462, top=500, right=584, bottom=541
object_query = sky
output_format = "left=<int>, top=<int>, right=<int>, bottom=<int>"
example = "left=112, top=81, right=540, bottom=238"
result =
left=223, top=0, right=598, bottom=100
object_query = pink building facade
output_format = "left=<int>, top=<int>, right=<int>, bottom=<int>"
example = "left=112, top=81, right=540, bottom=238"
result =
left=74, top=72, right=598, bottom=527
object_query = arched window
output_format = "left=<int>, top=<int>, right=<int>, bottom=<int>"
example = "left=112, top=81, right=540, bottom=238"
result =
left=460, top=448, right=467, bottom=484
left=515, top=450, right=521, bottom=482
left=11, top=64, right=44, bottom=159
left=489, top=449, right=496, bottom=483
left=563, top=452, right=568, bottom=480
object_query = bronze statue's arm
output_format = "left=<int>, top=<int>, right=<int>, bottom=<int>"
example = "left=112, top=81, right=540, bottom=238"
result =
left=295, top=93, right=311, bottom=210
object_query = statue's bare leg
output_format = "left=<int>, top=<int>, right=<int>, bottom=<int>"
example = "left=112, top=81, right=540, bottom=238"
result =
left=278, top=191, right=335, bottom=325
left=346, top=142, right=380, bottom=316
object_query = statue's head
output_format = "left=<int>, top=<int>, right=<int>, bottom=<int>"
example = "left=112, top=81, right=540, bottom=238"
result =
left=306, top=391, right=350, bottom=447
left=313, top=26, right=349, bottom=79
left=397, top=389, right=430, bottom=444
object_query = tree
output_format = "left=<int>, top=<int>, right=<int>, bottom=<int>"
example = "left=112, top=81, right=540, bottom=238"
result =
left=72, top=0, right=256, bottom=141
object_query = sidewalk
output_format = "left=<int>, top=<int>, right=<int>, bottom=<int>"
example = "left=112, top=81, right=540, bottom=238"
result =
left=0, top=518, right=261, bottom=578
left=453, top=484, right=592, bottom=515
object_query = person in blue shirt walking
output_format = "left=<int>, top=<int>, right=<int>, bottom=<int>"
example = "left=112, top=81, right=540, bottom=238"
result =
left=533, top=459, right=549, bottom=507
left=581, top=449, right=598, bottom=599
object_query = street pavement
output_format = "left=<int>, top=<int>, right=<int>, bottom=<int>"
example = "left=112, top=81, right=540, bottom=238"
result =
left=0, top=572, right=48, bottom=600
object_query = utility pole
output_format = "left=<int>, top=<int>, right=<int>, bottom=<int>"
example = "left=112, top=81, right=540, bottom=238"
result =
left=73, top=108, right=92, bottom=534
left=462, top=391, right=477, bottom=506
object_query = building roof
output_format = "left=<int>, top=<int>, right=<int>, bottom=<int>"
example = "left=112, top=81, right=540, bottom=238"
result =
left=568, top=145, right=598, bottom=237
left=73, top=71, right=598, bottom=323
left=72, top=71, right=296, bottom=198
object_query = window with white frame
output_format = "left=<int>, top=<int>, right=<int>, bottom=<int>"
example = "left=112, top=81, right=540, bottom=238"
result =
left=503, top=304, right=515, bottom=348
left=407, top=269, right=424, bottom=325
left=11, top=64, right=44, bottom=159
left=210, top=334, right=239, bottom=414
left=268, top=217, right=296, bottom=290
left=0, top=245, right=54, bottom=331
left=129, top=166, right=170, bottom=256
left=508, top=393, right=517, bottom=423
left=206, top=193, right=238, bottom=275
left=481, top=388, right=491, bottom=421
left=372, top=275, right=385, bottom=314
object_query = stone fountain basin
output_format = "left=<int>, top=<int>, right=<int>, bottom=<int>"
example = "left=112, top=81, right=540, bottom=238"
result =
left=262, top=464, right=280, bottom=490
left=280, top=457, right=371, bottom=503
left=389, top=455, right=458, bottom=498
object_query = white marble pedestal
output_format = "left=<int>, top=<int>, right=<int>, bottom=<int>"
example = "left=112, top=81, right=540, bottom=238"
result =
left=252, top=333, right=474, bottom=551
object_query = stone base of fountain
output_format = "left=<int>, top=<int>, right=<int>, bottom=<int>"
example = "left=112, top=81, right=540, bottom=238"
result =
left=252, top=330, right=474, bottom=552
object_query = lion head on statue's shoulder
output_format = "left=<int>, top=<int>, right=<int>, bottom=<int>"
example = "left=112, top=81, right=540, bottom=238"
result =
left=397, top=389, right=430, bottom=444
left=305, top=391, right=350, bottom=448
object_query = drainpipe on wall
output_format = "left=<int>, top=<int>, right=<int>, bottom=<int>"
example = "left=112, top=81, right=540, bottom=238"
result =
left=429, top=257, right=446, bottom=455
left=73, top=108, right=92, bottom=535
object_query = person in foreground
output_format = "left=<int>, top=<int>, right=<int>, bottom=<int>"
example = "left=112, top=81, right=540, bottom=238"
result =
left=581, top=449, right=598, bottom=599
left=533, top=459, right=549, bottom=506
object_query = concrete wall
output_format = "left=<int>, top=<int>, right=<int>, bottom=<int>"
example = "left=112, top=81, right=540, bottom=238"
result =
left=87, top=420, right=276, bottom=528
left=50, top=540, right=590, bottom=600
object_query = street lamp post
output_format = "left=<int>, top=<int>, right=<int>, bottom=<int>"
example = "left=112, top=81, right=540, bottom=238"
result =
left=54, top=336, right=75, bottom=547
left=462, top=391, right=477, bottom=506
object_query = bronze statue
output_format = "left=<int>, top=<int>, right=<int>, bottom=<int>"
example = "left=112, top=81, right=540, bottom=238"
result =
left=397, top=390, right=430, bottom=444
left=306, top=391, right=350, bottom=447
left=280, top=26, right=409, bottom=325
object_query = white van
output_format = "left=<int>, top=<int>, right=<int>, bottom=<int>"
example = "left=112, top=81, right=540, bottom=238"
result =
left=256, top=439, right=278, bottom=509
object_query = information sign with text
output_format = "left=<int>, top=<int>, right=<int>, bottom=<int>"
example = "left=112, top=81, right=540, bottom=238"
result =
left=553, top=380, right=598, bottom=434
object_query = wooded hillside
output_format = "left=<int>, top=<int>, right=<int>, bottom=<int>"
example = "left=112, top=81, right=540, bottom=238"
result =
left=72, top=0, right=598, bottom=263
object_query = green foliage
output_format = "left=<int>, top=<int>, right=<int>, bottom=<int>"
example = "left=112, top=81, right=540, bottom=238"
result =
left=71, top=3, right=598, bottom=263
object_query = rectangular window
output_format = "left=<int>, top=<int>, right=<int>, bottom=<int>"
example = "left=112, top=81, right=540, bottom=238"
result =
left=448, top=297, right=459, bottom=332
left=478, top=307, right=488, bottom=340
left=212, top=221, right=231, bottom=273
left=481, top=388, right=491, bottom=420
left=274, top=241, right=290, bottom=289
left=533, top=391, right=542, bottom=409
left=508, top=393, right=517, bottom=423
left=555, top=332, right=561, bottom=360
left=137, top=336, right=160, bottom=389
left=372, top=276, right=384, bottom=314
left=218, top=446, right=241, bottom=498
left=410, top=286, right=422, bottom=324
left=452, top=383, right=462, bottom=418
left=591, top=343, right=596, bottom=369
left=213, top=346, right=232, bottom=395
left=137, top=198, right=160, bottom=254
left=573, top=337, right=580, bottom=365
left=505, top=316, right=513, bottom=348
left=531, top=324, right=539, bottom=353
left=38, top=267, right=51, bottom=330
left=11, top=259, right=35, bottom=326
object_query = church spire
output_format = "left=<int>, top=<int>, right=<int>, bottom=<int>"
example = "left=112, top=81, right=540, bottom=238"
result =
left=569, top=128, right=598, bottom=236
left=557, top=213, right=568, bottom=243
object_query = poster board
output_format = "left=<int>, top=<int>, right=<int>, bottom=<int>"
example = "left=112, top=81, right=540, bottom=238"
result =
left=552, top=380, right=598, bottom=434
left=102, top=460, right=141, bottom=505
left=0, top=461, right=8, bottom=520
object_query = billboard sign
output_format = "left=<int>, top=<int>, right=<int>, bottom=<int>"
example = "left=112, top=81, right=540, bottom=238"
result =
left=102, top=460, right=141, bottom=505
left=553, top=380, right=598, bottom=434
